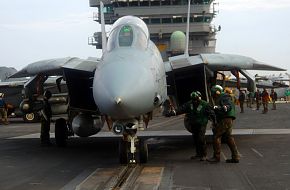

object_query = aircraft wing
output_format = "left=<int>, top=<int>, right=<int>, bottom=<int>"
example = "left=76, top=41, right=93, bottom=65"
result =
left=9, top=57, right=100, bottom=112
left=165, top=53, right=286, bottom=73
left=9, top=57, right=99, bottom=78
left=165, top=53, right=286, bottom=105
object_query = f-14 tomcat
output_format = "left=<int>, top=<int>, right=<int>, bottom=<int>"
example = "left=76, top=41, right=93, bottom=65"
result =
left=10, top=1, right=285, bottom=164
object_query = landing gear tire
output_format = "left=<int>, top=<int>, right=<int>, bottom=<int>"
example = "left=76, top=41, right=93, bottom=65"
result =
left=139, top=139, right=148, bottom=163
left=55, top=118, right=68, bottom=147
left=119, top=139, right=128, bottom=164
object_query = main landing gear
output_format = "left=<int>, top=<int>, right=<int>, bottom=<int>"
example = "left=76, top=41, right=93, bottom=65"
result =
left=114, top=124, right=148, bottom=164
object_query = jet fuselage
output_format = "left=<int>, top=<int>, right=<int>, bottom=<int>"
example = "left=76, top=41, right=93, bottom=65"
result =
left=93, top=16, right=167, bottom=120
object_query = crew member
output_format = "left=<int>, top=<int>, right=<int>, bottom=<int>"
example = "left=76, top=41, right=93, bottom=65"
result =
left=238, top=90, right=245, bottom=113
left=0, top=93, right=9, bottom=125
left=166, top=91, right=216, bottom=161
left=261, top=88, right=270, bottom=114
left=40, top=90, right=52, bottom=146
left=255, top=89, right=261, bottom=110
left=208, top=85, right=240, bottom=163
left=247, top=91, right=254, bottom=108
left=224, top=87, right=235, bottom=103
left=270, top=89, right=277, bottom=110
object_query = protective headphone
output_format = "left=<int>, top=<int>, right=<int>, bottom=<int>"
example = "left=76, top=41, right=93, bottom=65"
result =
left=211, top=85, right=223, bottom=95
left=190, top=91, right=202, bottom=100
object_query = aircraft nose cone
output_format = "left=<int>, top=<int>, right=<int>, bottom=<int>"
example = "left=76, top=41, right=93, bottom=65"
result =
left=93, top=61, right=156, bottom=119
left=115, top=97, right=122, bottom=105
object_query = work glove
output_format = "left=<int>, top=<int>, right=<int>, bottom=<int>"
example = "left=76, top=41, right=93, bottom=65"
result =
left=213, top=105, right=228, bottom=112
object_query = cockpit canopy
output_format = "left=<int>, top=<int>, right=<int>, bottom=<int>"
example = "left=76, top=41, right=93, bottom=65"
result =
left=119, top=25, right=134, bottom=47
left=107, top=16, right=149, bottom=51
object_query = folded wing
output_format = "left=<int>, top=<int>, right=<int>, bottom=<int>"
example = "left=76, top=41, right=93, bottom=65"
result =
left=10, top=57, right=99, bottom=78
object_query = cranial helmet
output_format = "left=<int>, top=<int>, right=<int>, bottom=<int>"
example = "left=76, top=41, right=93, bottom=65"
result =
left=211, top=85, right=223, bottom=95
left=190, top=91, right=202, bottom=101
left=224, top=87, right=232, bottom=94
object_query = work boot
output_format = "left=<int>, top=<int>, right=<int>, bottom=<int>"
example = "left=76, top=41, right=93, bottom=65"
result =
left=207, top=156, right=220, bottom=163
left=200, top=156, right=207, bottom=161
left=226, top=158, right=239, bottom=163
left=190, top=154, right=201, bottom=160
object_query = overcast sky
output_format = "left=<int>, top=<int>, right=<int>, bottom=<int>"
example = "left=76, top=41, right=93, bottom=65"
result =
left=0, top=0, right=290, bottom=75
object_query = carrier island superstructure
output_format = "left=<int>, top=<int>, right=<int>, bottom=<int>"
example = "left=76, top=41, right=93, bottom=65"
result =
left=88, top=0, right=219, bottom=60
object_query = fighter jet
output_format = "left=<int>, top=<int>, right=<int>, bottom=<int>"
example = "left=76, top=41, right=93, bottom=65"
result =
left=0, top=76, right=68, bottom=122
left=0, top=66, right=17, bottom=82
left=220, top=75, right=289, bottom=90
left=254, top=74, right=289, bottom=88
left=10, top=1, right=285, bottom=164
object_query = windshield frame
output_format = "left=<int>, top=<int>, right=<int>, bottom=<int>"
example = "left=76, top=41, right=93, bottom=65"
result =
left=107, top=24, right=149, bottom=52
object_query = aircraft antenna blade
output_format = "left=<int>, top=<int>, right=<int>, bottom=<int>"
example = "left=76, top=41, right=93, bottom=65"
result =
left=100, top=1, right=107, bottom=53
left=184, top=0, right=191, bottom=57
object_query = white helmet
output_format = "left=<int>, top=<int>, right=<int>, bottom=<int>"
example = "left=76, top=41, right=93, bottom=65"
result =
left=211, top=85, right=223, bottom=95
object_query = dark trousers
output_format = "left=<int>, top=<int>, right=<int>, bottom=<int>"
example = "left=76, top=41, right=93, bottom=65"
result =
left=0, top=108, right=8, bottom=124
left=191, top=124, right=207, bottom=157
left=41, top=118, right=51, bottom=144
left=262, top=101, right=268, bottom=113
left=256, top=100, right=260, bottom=110
left=212, top=118, right=239, bottom=160
left=272, top=101, right=276, bottom=110
left=239, top=100, right=244, bottom=113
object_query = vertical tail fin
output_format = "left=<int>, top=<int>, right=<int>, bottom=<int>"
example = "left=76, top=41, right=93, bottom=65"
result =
left=184, top=0, right=191, bottom=57
left=100, top=1, right=107, bottom=53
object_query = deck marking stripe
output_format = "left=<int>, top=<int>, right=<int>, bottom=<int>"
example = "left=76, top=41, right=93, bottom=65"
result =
left=9, top=129, right=290, bottom=139
left=75, top=167, right=121, bottom=190
left=60, top=168, right=97, bottom=190
left=251, top=148, right=264, bottom=158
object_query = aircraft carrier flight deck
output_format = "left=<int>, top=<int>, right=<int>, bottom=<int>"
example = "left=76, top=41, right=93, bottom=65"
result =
left=0, top=103, right=290, bottom=190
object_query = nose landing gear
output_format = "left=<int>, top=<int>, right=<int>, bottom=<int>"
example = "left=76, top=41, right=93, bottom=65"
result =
left=116, top=124, right=148, bottom=164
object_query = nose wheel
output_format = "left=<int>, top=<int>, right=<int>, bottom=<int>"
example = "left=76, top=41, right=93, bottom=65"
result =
left=118, top=134, right=148, bottom=164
